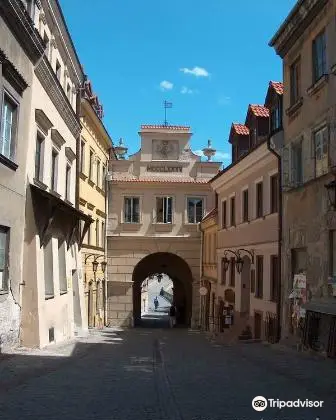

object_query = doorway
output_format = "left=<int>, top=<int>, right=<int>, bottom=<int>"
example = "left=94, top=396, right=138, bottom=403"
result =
left=254, top=311, right=263, bottom=339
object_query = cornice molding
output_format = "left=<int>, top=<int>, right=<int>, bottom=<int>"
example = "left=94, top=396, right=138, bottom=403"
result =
left=35, top=109, right=53, bottom=135
left=96, top=209, right=106, bottom=218
left=0, top=49, right=29, bottom=95
left=65, top=146, right=76, bottom=162
left=269, top=0, right=329, bottom=58
left=35, top=56, right=81, bottom=138
left=51, top=128, right=66, bottom=149
left=0, top=0, right=45, bottom=64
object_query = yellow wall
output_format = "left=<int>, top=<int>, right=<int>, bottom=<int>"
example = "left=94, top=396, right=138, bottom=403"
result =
left=201, top=213, right=218, bottom=281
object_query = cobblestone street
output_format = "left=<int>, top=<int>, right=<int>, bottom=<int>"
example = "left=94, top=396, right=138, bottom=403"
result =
left=1, top=328, right=336, bottom=420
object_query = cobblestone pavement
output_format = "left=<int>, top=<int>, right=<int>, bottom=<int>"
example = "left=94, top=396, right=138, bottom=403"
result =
left=0, top=327, right=335, bottom=420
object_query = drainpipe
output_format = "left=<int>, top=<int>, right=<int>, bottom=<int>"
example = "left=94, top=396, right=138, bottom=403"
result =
left=75, top=85, right=82, bottom=210
left=103, top=148, right=111, bottom=327
left=266, top=134, right=282, bottom=343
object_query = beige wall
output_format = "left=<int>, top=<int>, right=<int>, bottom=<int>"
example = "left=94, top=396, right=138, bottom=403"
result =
left=0, top=14, right=34, bottom=350
left=212, top=142, right=279, bottom=335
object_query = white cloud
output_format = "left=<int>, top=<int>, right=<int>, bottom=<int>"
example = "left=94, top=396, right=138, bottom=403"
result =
left=194, top=150, right=231, bottom=161
left=180, top=66, right=210, bottom=77
left=160, top=80, right=173, bottom=91
left=181, top=86, right=197, bottom=94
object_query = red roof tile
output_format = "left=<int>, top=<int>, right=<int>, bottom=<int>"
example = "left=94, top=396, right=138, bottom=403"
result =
left=111, top=174, right=209, bottom=184
left=270, top=81, right=284, bottom=95
left=141, top=125, right=190, bottom=131
left=249, top=104, right=270, bottom=118
left=232, top=123, right=249, bottom=136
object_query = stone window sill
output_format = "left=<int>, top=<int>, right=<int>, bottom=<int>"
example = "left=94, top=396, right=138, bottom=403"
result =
left=45, top=294, right=54, bottom=300
left=88, top=179, right=95, bottom=188
left=307, top=74, right=328, bottom=97
left=33, top=178, right=48, bottom=190
left=0, top=290, right=9, bottom=295
left=285, top=98, right=303, bottom=117
left=79, top=171, right=88, bottom=181
left=0, top=153, right=18, bottom=171
left=50, top=190, right=61, bottom=199
left=60, top=290, right=68, bottom=295
left=64, top=199, right=73, bottom=206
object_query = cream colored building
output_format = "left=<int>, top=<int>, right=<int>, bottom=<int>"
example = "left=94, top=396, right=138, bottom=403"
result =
left=106, top=125, right=221, bottom=328
left=199, top=207, right=218, bottom=331
left=20, top=0, right=91, bottom=348
left=210, top=82, right=282, bottom=341
left=79, top=79, right=116, bottom=328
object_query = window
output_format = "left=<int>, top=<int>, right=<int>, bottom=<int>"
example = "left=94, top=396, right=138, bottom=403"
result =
left=312, top=30, right=326, bottom=83
left=221, top=258, right=227, bottom=285
left=44, top=238, right=54, bottom=299
left=96, top=219, right=99, bottom=247
left=291, top=141, right=303, bottom=186
left=89, top=150, right=94, bottom=181
left=222, top=200, right=227, bottom=229
left=314, top=126, right=328, bottom=177
left=96, top=159, right=101, bottom=188
left=156, top=197, right=172, bottom=223
left=229, top=257, right=235, bottom=287
left=102, top=165, right=106, bottom=192
left=0, top=94, right=18, bottom=160
left=58, top=239, right=67, bottom=294
left=187, top=197, right=203, bottom=223
left=80, top=140, right=85, bottom=173
left=230, top=196, right=235, bottom=226
left=270, top=97, right=282, bottom=132
left=65, top=164, right=71, bottom=200
left=242, top=189, right=249, bottom=222
left=0, top=227, right=9, bottom=292
left=250, top=269, right=255, bottom=294
left=270, top=255, right=279, bottom=302
left=124, top=197, right=140, bottom=223
left=290, top=58, right=301, bottom=105
left=256, top=182, right=263, bottom=218
left=255, top=255, right=263, bottom=298
left=35, top=132, right=44, bottom=180
left=291, top=248, right=307, bottom=277
left=270, top=174, right=279, bottom=213
left=51, top=149, right=58, bottom=191
left=66, top=83, right=71, bottom=102
left=329, top=231, right=336, bottom=281
left=101, top=222, right=105, bottom=246
left=55, top=60, right=62, bottom=82
left=43, top=32, right=50, bottom=61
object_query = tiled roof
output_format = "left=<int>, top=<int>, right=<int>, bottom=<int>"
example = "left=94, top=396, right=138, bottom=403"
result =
left=111, top=174, right=208, bottom=184
left=270, top=81, right=284, bottom=95
left=232, top=123, right=249, bottom=136
left=141, top=125, right=190, bottom=131
left=201, top=207, right=218, bottom=222
left=249, top=104, right=270, bottom=118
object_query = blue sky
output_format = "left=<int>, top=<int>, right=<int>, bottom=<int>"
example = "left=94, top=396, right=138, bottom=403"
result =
left=59, top=0, right=295, bottom=164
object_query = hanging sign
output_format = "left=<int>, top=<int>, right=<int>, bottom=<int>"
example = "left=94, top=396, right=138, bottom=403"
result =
left=293, top=273, right=306, bottom=289
left=199, top=286, right=208, bottom=296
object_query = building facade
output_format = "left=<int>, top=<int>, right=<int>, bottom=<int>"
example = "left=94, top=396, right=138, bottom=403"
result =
left=200, top=207, right=218, bottom=331
left=106, top=125, right=221, bottom=328
left=79, top=78, right=116, bottom=328
left=20, top=0, right=91, bottom=348
left=0, top=0, right=45, bottom=351
left=270, top=0, right=336, bottom=356
left=210, top=83, right=282, bottom=341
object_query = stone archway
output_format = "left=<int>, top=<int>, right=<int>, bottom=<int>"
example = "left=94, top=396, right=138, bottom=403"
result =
left=132, top=252, right=193, bottom=327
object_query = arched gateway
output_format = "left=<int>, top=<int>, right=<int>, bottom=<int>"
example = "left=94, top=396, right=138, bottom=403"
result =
left=105, top=124, right=221, bottom=329
left=132, top=252, right=193, bottom=326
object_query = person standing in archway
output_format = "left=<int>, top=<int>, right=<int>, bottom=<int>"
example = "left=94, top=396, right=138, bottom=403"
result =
left=154, top=296, right=159, bottom=311
left=169, top=304, right=176, bottom=328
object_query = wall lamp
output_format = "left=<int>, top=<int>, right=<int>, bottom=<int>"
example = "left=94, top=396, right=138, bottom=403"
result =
left=85, top=254, right=107, bottom=274
left=222, top=249, right=254, bottom=274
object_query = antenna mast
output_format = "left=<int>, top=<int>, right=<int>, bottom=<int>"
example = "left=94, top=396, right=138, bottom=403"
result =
left=163, top=100, right=173, bottom=126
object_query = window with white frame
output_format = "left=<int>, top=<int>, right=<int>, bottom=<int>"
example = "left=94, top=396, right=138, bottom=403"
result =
left=35, top=131, right=44, bottom=180
left=51, top=148, right=58, bottom=191
left=0, top=226, right=9, bottom=292
left=102, top=165, right=106, bottom=191
left=96, top=159, right=101, bottom=187
left=65, top=163, right=71, bottom=200
left=312, top=30, right=326, bottom=83
left=0, top=93, right=18, bottom=161
left=58, top=238, right=67, bottom=294
left=124, top=197, right=140, bottom=223
left=89, top=150, right=94, bottom=181
left=96, top=219, right=99, bottom=247
left=314, top=125, right=328, bottom=177
left=187, top=197, right=203, bottom=223
left=44, top=238, right=54, bottom=299
left=156, top=197, right=172, bottom=223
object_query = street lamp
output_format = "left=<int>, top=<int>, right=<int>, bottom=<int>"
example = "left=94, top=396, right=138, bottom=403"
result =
left=101, top=261, right=107, bottom=273
left=92, top=260, right=99, bottom=273
left=325, top=179, right=336, bottom=210
left=235, top=256, right=244, bottom=274
left=222, top=256, right=230, bottom=272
